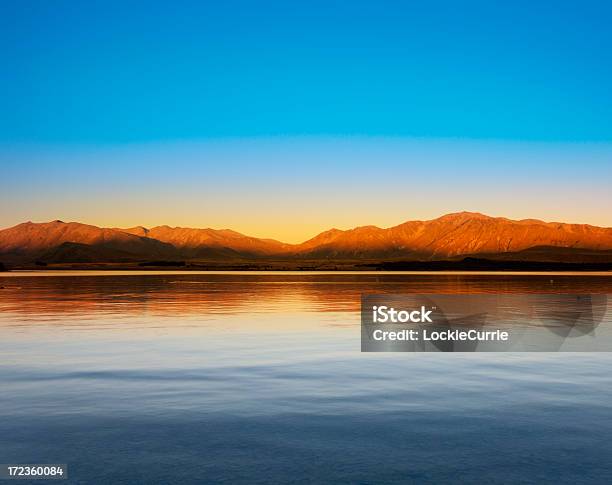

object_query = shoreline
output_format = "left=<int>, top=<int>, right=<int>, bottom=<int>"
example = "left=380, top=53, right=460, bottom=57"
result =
left=2, top=269, right=611, bottom=277
left=2, top=262, right=612, bottom=273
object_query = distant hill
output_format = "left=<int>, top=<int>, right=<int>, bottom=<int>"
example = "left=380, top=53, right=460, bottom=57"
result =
left=289, top=212, right=612, bottom=259
left=1, top=213, right=611, bottom=267
left=0, top=220, right=177, bottom=263
left=118, top=225, right=290, bottom=257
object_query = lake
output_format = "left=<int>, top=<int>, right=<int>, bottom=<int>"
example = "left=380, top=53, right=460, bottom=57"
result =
left=1, top=271, right=611, bottom=484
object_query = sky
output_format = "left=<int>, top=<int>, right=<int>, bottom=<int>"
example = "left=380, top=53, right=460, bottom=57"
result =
left=1, top=0, right=611, bottom=242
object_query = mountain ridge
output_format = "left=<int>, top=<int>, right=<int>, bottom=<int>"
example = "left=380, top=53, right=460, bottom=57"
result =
left=1, top=212, right=612, bottom=265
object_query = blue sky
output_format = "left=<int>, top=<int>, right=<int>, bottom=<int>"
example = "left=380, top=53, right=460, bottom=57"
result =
left=2, top=0, right=611, bottom=142
left=1, top=1, right=611, bottom=240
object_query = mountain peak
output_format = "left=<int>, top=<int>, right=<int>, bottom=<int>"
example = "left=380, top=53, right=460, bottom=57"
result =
left=435, top=211, right=492, bottom=222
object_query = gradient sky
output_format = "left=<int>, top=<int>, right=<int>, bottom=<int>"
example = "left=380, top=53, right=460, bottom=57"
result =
left=2, top=1, right=611, bottom=242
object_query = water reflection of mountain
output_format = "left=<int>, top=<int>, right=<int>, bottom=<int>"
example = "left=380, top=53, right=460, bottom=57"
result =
left=1, top=273, right=610, bottom=321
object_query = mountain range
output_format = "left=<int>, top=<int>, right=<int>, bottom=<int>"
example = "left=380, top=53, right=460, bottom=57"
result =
left=1, top=212, right=612, bottom=267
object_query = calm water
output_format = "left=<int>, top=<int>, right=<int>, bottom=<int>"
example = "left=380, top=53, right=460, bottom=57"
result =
left=1, top=272, right=612, bottom=484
